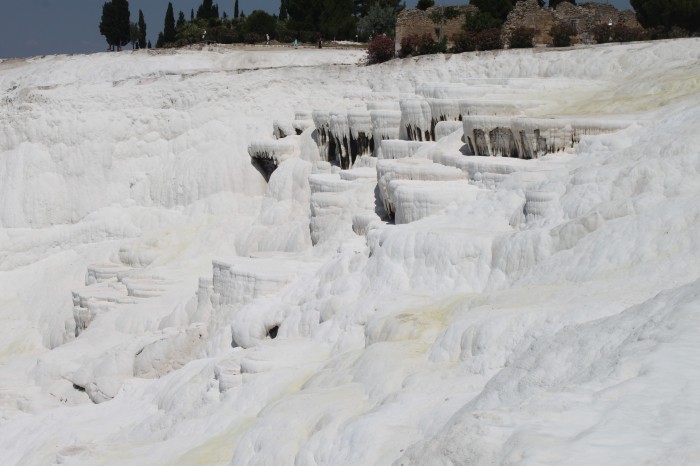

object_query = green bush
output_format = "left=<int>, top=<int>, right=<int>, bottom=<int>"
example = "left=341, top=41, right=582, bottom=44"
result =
left=592, top=23, right=646, bottom=44
left=611, top=23, right=646, bottom=42
left=399, top=33, right=440, bottom=57
left=550, top=22, right=576, bottom=47
left=452, top=28, right=502, bottom=52
left=509, top=26, right=535, bottom=48
left=592, top=23, right=611, bottom=43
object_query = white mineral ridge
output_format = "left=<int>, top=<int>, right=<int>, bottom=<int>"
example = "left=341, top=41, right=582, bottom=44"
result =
left=1, top=40, right=700, bottom=465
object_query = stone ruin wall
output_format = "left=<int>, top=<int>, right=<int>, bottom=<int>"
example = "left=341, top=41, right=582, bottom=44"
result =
left=395, top=1, right=642, bottom=51
left=395, top=5, right=477, bottom=52
left=502, top=0, right=642, bottom=46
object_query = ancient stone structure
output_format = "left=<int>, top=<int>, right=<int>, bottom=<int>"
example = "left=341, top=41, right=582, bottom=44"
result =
left=395, top=1, right=642, bottom=52
left=502, top=0, right=641, bottom=47
left=395, top=5, right=477, bottom=53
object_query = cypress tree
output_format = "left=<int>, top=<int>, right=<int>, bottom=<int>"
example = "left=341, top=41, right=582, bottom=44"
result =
left=197, top=0, right=218, bottom=19
left=191, top=9, right=195, bottom=20
left=138, top=10, right=147, bottom=49
left=163, top=2, right=176, bottom=43
left=177, top=11, right=186, bottom=28
left=148, top=40, right=152, bottom=48
left=99, top=0, right=129, bottom=51
left=279, top=0, right=288, bottom=21
left=99, top=2, right=117, bottom=50
left=235, top=0, right=240, bottom=18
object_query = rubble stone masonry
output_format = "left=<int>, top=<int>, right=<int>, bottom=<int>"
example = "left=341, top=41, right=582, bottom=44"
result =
left=395, top=5, right=477, bottom=52
left=395, top=0, right=642, bottom=52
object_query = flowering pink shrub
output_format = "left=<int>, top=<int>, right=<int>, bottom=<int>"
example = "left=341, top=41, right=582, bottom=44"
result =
left=367, top=34, right=395, bottom=65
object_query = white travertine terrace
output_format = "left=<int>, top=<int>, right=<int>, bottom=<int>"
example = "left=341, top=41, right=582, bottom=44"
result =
left=370, top=109, right=402, bottom=152
left=3, top=39, right=699, bottom=466
left=312, top=110, right=333, bottom=163
left=434, top=121, right=464, bottom=141
left=366, top=101, right=400, bottom=111
left=309, top=172, right=377, bottom=244
left=458, top=100, right=526, bottom=117
left=294, top=110, right=313, bottom=120
left=348, top=109, right=374, bottom=161
left=376, top=159, right=465, bottom=218
left=432, top=151, right=552, bottom=186
left=212, top=257, right=312, bottom=312
left=400, top=98, right=433, bottom=141
left=390, top=180, right=480, bottom=224
left=378, top=140, right=434, bottom=160
left=273, top=119, right=314, bottom=139
left=247, top=138, right=299, bottom=180
left=329, top=110, right=352, bottom=169
left=427, top=98, right=462, bottom=137
left=463, top=116, right=631, bottom=159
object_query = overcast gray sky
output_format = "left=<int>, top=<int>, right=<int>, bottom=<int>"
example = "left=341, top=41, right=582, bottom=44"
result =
left=0, top=0, right=633, bottom=59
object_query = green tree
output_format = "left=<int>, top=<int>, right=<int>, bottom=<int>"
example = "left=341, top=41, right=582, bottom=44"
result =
left=138, top=10, right=147, bottom=48
left=177, top=11, right=186, bottom=28
left=470, top=0, right=513, bottom=22
left=320, top=0, right=356, bottom=40
left=99, top=1, right=117, bottom=50
left=549, top=0, right=576, bottom=8
left=163, top=2, right=176, bottom=43
left=286, top=0, right=322, bottom=31
left=464, top=10, right=502, bottom=31
left=129, top=22, right=140, bottom=49
left=245, top=10, right=278, bottom=36
left=235, top=0, right=240, bottom=19
left=354, top=0, right=369, bottom=17
left=416, top=0, right=434, bottom=10
left=358, top=2, right=397, bottom=38
left=630, top=0, right=700, bottom=33
left=99, top=0, right=130, bottom=51
left=197, top=0, right=219, bottom=20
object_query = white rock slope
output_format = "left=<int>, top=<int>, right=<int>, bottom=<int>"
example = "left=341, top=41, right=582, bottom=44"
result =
left=1, top=40, right=699, bottom=466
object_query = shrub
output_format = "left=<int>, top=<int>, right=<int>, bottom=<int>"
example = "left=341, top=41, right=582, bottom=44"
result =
left=452, top=28, right=502, bottom=53
left=509, top=26, right=535, bottom=48
left=593, top=23, right=646, bottom=43
left=399, top=34, right=417, bottom=57
left=367, top=34, right=395, bottom=64
left=549, top=22, right=576, bottom=47
left=610, top=23, right=646, bottom=42
left=243, top=32, right=263, bottom=44
left=667, top=26, right=690, bottom=38
left=399, top=33, right=438, bottom=57
left=591, top=23, right=611, bottom=44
